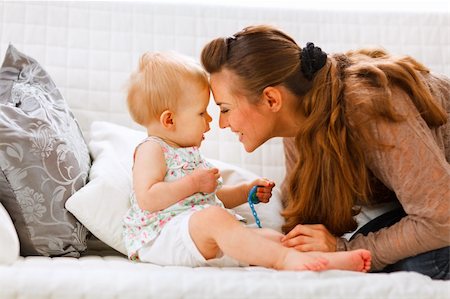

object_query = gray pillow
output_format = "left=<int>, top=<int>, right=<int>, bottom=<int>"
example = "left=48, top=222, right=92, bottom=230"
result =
left=0, top=45, right=90, bottom=257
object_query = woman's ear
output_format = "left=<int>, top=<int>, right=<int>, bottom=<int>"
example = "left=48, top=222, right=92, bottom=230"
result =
left=160, top=110, right=175, bottom=129
left=262, top=86, right=282, bottom=112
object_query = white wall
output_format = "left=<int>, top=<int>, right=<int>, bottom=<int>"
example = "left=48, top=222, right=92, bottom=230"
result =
left=1, top=1, right=448, bottom=184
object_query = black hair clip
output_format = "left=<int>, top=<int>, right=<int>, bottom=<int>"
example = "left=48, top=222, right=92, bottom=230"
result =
left=301, top=42, right=327, bottom=80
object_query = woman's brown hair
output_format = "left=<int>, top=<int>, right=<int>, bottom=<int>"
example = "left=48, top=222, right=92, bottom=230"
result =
left=201, top=25, right=447, bottom=236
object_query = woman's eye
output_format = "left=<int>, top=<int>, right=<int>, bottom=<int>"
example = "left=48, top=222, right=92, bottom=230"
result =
left=220, top=109, right=229, bottom=114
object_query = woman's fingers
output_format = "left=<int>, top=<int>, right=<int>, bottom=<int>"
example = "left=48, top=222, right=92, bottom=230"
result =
left=282, top=235, right=313, bottom=248
left=281, top=224, right=337, bottom=252
left=282, top=224, right=314, bottom=241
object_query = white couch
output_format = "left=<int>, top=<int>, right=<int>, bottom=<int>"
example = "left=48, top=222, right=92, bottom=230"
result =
left=0, top=1, right=449, bottom=298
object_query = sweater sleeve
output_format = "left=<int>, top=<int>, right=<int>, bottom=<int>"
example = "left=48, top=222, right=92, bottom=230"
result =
left=338, top=88, right=450, bottom=271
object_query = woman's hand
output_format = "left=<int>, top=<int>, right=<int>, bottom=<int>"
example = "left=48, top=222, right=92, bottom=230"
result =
left=248, top=178, right=275, bottom=203
left=281, top=224, right=337, bottom=252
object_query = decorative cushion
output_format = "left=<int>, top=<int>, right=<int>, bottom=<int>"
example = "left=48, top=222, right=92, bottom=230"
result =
left=0, top=45, right=90, bottom=257
left=66, top=121, right=284, bottom=255
left=0, top=203, right=20, bottom=264
left=66, top=121, right=141, bottom=255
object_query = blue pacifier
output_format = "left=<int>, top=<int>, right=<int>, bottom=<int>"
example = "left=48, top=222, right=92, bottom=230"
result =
left=247, top=185, right=262, bottom=228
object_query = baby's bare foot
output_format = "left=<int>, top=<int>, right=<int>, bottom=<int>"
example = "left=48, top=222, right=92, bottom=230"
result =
left=359, top=250, right=372, bottom=272
left=346, top=249, right=371, bottom=272
left=276, top=249, right=329, bottom=271
left=309, top=249, right=371, bottom=272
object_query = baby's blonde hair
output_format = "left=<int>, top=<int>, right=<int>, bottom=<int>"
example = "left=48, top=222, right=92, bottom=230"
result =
left=127, top=52, right=209, bottom=126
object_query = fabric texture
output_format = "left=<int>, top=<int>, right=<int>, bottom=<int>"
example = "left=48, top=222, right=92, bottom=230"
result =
left=66, top=121, right=284, bottom=256
left=0, top=203, right=20, bottom=264
left=0, top=45, right=90, bottom=256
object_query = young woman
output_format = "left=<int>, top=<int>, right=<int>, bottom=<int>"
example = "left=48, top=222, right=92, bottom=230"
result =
left=201, top=25, right=449, bottom=279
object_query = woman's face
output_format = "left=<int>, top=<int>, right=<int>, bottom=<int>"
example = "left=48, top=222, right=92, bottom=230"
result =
left=210, top=69, right=273, bottom=152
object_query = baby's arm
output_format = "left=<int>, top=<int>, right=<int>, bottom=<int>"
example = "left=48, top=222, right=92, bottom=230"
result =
left=133, top=140, right=219, bottom=212
left=217, top=178, right=275, bottom=209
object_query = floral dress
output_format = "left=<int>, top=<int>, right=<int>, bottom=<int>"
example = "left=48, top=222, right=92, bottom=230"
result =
left=123, top=136, right=229, bottom=261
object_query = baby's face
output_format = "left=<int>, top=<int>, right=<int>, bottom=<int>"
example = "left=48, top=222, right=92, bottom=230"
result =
left=172, top=83, right=212, bottom=148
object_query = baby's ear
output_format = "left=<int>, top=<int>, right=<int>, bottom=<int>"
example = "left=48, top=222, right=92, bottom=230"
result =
left=160, top=110, right=175, bottom=129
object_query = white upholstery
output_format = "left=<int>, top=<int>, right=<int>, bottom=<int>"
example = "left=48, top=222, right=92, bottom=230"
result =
left=0, top=255, right=449, bottom=299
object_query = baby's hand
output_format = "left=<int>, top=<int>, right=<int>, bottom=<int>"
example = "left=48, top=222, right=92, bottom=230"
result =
left=249, top=178, right=275, bottom=203
left=190, top=167, right=220, bottom=194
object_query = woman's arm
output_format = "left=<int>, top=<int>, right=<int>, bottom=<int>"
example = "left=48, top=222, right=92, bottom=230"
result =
left=338, top=88, right=450, bottom=270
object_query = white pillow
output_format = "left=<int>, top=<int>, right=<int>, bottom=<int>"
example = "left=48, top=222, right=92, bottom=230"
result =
left=0, top=203, right=20, bottom=264
left=66, top=121, right=284, bottom=255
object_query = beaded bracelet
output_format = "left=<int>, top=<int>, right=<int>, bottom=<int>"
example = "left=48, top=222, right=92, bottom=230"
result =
left=247, top=185, right=262, bottom=228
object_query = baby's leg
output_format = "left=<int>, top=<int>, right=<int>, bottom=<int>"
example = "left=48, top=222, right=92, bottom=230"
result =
left=189, top=206, right=328, bottom=271
left=252, top=228, right=284, bottom=243
left=307, top=250, right=372, bottom=272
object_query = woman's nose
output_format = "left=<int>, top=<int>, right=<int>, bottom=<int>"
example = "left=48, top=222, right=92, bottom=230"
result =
left=219, top=114, right=228, bottom=129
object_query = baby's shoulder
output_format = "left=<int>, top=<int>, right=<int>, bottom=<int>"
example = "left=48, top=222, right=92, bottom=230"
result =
left=133, top=136, right=167, bottom=157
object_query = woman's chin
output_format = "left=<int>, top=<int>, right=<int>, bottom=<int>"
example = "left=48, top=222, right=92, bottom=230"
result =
left=242, top=137, right=268, bottom=153
left=242, top=141, right=257, bottom=153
